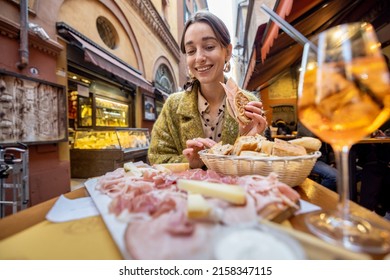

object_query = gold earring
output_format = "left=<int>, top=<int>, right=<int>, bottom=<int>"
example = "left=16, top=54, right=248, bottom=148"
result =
left=188, top=69, right=195, bottom=79
left=223, top=61, right=231, bottom=72
left=184, top=70, right=197, bottom=92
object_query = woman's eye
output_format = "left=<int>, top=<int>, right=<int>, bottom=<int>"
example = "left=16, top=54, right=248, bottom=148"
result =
left=186, top=49, right=195, bottom=55
left=205, top=45, right=215, bottom=51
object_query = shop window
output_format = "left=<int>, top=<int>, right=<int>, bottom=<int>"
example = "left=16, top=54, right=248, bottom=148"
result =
left=96, top=16, right=118, bottom=49
left=154, top=64, right=174, bottom=94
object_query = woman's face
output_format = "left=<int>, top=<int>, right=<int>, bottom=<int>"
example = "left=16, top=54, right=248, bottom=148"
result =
left=183, top=22, right=231, bottom=86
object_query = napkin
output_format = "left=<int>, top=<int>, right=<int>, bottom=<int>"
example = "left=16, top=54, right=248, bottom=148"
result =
left=46, top=195, right=99, bottom=222
left=294, top=199, right=321, bottom=216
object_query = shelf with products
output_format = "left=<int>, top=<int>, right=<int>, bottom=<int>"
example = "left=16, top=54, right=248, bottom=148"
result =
left=78, top=96, right=93, bottom=127
left=95, top=97, right=128, bottom=127
left=77, top=96, right=129, bottom=128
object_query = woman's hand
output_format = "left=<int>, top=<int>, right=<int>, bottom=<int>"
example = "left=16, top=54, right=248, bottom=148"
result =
left=239, top=101, right=268, bottom=136
left=183, top=138, right=216, bottom=169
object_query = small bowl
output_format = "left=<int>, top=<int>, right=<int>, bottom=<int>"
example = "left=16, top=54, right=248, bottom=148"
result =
left=213, top=223, right=306, bottom=260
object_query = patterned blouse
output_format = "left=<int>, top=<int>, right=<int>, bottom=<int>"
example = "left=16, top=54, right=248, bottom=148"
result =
left=197, top=90, right=226, bottom=143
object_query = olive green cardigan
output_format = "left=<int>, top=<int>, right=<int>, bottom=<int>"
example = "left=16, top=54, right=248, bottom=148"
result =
left=148, top=82, right=257, bottom=164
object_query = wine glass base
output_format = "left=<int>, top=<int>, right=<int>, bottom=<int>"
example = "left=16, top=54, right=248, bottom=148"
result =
left=305, top=210, right=390, bottom=254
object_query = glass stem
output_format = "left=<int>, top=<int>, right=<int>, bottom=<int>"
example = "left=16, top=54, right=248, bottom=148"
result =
left=333, top=145, right=351, bottom=221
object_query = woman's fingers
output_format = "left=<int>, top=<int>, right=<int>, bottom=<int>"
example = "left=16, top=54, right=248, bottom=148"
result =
left=198, top=138, right=217, bottom=148
left=183, top=147, right=194, bottom=158
left=184, top=137, right=215, bottom=168
left=245, top=102, right=265, bottom=116
left=239, top=101, right=267, bottom=136
left=183, top=147, right=204, bottom=169
left=187, top=137, right=216, bottom=149
left=239, top=112, right=267, bottom=136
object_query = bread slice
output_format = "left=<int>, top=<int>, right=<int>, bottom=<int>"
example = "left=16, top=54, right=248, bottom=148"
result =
left=259, top=140, right=274, bottom=155
left=254, top=134, right=267, bottom=142
left=272, top=138, right=307, bottom=157
left=231, top=135, right=260, bottom=155
left=209, top=141, right=233, bottom=155
left=288, top=137, right=322, bottom=153
left=238, top=150, right=269, bottom=157
left=234, top=90, right=251, bottom=125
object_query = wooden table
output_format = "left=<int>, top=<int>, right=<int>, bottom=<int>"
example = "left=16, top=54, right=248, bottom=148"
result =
left=357, top=137, right=390, bottom=144
left=0, top=187, right=89, bottom=240
left=0, top=179, right=389, bottom=260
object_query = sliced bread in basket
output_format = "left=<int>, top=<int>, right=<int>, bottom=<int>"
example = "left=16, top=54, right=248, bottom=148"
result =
left=272, top=138, right=307, bottom=157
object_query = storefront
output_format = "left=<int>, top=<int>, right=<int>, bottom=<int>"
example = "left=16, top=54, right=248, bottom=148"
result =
left=0, top=0, right=182, bottom=215
left=58, top=24, right=154, bottom=178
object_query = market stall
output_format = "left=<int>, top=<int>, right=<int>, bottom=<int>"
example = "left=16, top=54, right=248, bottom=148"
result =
left=70, top=128, right=150, bottom=178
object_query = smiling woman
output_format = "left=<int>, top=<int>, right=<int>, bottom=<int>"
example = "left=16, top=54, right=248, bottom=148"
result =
left=148, top=10, right=268, bottom=168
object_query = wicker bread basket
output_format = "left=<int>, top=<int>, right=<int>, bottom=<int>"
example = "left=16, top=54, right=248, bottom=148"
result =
left=199, top=150, right=321, bottom=187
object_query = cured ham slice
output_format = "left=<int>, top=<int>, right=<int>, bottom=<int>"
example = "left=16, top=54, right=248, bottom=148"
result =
left=238, top=174, right=300, bottom=220
left=125, top=212, right=217, bottom=259
left=111, top=190, right=185, bottom=222
left=220, top=194, right=258, bottom=225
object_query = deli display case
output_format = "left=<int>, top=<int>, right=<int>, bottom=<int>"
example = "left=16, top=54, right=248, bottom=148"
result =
left=70, top=128, right=150, bottom=178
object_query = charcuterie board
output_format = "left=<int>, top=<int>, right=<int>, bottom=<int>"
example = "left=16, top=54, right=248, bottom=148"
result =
left=85, top=164, right=302, bottom=259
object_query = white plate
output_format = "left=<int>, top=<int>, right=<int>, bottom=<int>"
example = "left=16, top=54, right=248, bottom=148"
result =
left=85, top=178, right=131, bottom=259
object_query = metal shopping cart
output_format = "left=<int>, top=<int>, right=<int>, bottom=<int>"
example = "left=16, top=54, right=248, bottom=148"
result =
left=0, top=143, right=29, bottom=218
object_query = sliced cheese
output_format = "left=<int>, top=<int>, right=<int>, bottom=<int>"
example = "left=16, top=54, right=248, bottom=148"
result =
left=177, top=179, right=246, bottom=205
left=187, top=194, right=211, bottom=219
left=123, top=162, right=142, bottom=177
left=155, top=163, right=189, bottom=173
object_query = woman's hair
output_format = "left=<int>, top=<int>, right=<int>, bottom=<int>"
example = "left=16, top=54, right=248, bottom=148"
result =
left=180, top=10, right=231, bottom=54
